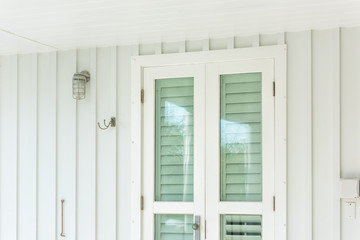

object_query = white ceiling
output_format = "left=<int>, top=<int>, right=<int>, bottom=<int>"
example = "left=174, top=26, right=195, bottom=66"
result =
left=1, top=0, right=360, bottom=55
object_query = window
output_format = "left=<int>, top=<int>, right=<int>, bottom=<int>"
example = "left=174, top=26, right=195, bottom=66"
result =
left=131, top=47, right=287, bottom=240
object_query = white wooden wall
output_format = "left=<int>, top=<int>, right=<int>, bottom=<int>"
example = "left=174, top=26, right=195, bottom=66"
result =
left=0, top=27, right=359, bottom=240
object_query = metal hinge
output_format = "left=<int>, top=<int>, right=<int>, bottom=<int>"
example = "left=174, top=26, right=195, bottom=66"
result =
left=273, top=82, right=275, bottom=97
left=141, top=89, right=144, bottom=103
left=140, top=196, right=144, bottom=210
left=273, top=196, right=276, bottom=211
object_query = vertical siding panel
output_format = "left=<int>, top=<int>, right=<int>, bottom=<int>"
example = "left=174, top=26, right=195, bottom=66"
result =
left=77, top=49, right=96, bottom=240
left=312, top=28, right=341, bottom=240
left=202, top=39, right=209, bottom=51
left=57, top=50, right=77, bottom=240
left=162, top=42, right=181, bottom=54
left=340, top=27, right=360, bottom=178
left=38, top=52, right=57, bottom=240
left=234, top=36, right=252, bottom=48
left=209, top=38, right=228, bottom=50
left=227, top=37, right=234, bottom=49
left=340, top=27, right=360, bottom=240
left=260, top=33, right=279, bottom=46
left=252, top=35, right=260, bottom=47
left=97, top=47, right=117, bottom=240
left=17, top=54, right=37, bottom=240
left=285, top=30, right=312, bottom=240
left=0, top=55, right=18, bottom=240
left=155, top=43, right=162, bottom=54
left=117, top=46, right=133, bottom=240
left=185, top=40, right=203, bottom=52
left=139, top=44, right=156, bottom=56
left=179, top=41, right=186, bottom=53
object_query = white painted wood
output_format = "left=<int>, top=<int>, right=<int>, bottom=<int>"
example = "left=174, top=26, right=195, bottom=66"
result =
left=235, top=36, right=253, bottom=48
left=339, top=27, right=360, bottom=240
left=260, top=33, right=279, bottom=46
left=0, top=55, right=18, bottom=240
left=2, top=29, right=360, bottom=240
left=155, top=43, right=162, bottom=55
left=133, top=45, right=286, bottom=67
left=133, top=46, right=287, bottom=240
left=252, top=35, right=260, bottom=47
left=227, top=37, right=235, bottom=49
left=285, top=30, right=312, bottom=240
left=76, top=48, right=96, bottom=240
left=340, top=27, right=360, bottom=179
left=3, top=0, right=360, bottom=54
left=57, top=50, right=77, bottom=240
left=179, top=41, right=186, bottom=53
left=117, top=46, right=133, bottom=240
left=273, top=44, right=287, bottom=240
left=186, top=40, right=204, bottom=52
left=96, top=47, right=117, bottom=240
left=202, top=39, right=209, bottom=51
left=206, top=59, right=275, bottom=240
left=17, top=54, right=38, bottom=240
left=37, top=52, right=57, bottom=240
left=209, top=38, right=229, bottom=50
left=218, top=202, right=263, bottom=215
left=312, top=28, right=340, bottom=240
left=142, top=64, right=206, bottom=240
left=152, top=203, right=195, bottom=214
left=161, top=42, right=180, bottom=54
left=139, top=44, right=156, bottom=56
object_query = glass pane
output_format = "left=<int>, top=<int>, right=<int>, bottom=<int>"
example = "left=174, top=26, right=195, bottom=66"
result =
left=221, top=215, right=262, bottom=240
left=220, top=73, right=262, bottom=201
left=155, top=77, right=194, bottom=201
left=155, top=214, right=193, bottom=240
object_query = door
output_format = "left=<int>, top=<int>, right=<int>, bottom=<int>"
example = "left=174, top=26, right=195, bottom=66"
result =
left=143, top=64, right=206, bottom=240
left=206, top=60, right=275, bottom=240
left=142, top=59, right=275, bottom=240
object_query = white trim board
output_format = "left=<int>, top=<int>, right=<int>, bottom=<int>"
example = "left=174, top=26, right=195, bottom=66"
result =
left=131, top=45, right=287, bottom=240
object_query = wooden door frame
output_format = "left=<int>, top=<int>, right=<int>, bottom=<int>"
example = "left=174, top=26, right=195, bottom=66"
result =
left=131, top=45, right=287, bottom=240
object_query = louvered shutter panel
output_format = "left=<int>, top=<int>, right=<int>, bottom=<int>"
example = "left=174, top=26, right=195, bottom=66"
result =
left=221, top=215, right=262, bottom=240
left=155, top=77, right=194, bottom=201
left=155, top=214, right=193, bottom=240
left=220, top=73, right=262, bottom=201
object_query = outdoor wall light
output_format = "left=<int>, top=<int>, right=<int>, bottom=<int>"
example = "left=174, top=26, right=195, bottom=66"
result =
left=72, top=71, right=90, bottom=100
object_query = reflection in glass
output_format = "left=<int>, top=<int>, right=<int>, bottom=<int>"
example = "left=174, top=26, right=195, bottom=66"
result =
left=221, top=215, right=262, bottom=240
left=155, top=78, right=194, bottom=201
left=220, top=73, right=262, bottom=201
left=155, top=214, right=193, bottom=240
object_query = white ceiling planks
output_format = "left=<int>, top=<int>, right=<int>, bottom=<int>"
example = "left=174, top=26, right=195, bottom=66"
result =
left=1, top=0, right=360, bottom=54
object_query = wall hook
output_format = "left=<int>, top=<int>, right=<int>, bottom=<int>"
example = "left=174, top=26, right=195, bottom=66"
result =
left=98, top=117, right=116, bottom=130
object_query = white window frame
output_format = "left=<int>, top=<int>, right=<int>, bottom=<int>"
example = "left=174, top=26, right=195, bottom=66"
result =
left=131, top=45, right=287, bottom=240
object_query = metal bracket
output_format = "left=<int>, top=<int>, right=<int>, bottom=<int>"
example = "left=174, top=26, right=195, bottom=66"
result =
left=98, top=117, right=116, bottom=130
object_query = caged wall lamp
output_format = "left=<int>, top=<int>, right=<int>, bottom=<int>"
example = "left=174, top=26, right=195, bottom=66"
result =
left=72, top=71, right=90, bottom=100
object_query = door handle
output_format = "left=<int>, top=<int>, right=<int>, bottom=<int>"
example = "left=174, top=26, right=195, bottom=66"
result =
left=193, top=215, right=200, bottom=240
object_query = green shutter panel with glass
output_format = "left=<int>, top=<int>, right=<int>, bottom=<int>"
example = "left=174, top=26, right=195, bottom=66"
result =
left=154, top=77, right=195, bottom=240
left=220, top=72, right=262, bottom=202
left=220, top=73, right=263, bottom=239
left=155, top=77, right=194, bottom=202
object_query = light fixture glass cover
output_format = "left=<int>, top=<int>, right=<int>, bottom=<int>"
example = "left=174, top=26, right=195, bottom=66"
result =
left=73, top=71, right=90, bottom=100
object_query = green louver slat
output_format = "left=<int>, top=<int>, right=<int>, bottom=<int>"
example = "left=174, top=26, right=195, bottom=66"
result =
left=220, top=73, right=262, bottom=202
left=155, top=77, right=194, bottom=202
left=221, top=215, right=262, bottom=240
left=155, top=214, right=193, bottom=240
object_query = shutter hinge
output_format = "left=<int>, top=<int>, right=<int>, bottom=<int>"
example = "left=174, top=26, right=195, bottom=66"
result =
left=140, top=195, right=144, bottom=210
left=273, top=196, right=275, bottom=211
left=273, top=82, right=275, bottom=97
left=141, top=89, right=144, bottom=103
